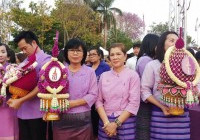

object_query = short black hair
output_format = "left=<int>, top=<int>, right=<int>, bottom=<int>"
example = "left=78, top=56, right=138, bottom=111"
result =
left=155, top=31, right=178, bottom=63
left=63, top=38, right=87, bottom=65
left=14, top=30, right=40, bottom=46
left=133, top=43, right=141, bottom=49
left=88, top=46, right=102, bottom=56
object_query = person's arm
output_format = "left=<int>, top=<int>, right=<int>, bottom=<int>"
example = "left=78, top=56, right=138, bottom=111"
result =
left=96, top=106, right=110, bottom=126
left=141, top=63, right=155, bottom=102
left=69, top=99, right=87, bottom=108
left=146, top=95, right=170, bottom=116
left=69, top=70, right=98, bottom=108
left=96, top=74, right=109, bottom=124
left=7, top=86, right=39, bottom=109
left=141, top=63, right=170, bottom=116
left=95, top=74, right=113, bottom=136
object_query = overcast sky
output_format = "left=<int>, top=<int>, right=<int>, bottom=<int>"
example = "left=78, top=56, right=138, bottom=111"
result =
left=112, top=0, right=200, bottom=44
left=23, top=0, right=200, bottom=44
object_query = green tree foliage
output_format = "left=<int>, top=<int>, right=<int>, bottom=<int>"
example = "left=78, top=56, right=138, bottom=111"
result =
left=0, top=0, right=23, bottom=44
left=8, top=0, right=53, bottom=51
left=3, top=0, right=122, bottom=52
left=84, top=0, right=122, bottom=48
left=149, top=22, right=169, bottom=35
left=107, top=27, right=133, bottom=51
left=52, top=0, right=102, bottom=47
left=149, top=22, right=193, bottom=46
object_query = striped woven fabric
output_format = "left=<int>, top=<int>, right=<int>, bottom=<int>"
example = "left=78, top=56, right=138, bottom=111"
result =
left=150, top=105, right=190, bottom=140
left=98, top=115, right=136, bottom=140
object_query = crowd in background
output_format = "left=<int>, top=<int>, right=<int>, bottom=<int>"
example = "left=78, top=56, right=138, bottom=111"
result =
left=0, top=30, right=200, bottom=140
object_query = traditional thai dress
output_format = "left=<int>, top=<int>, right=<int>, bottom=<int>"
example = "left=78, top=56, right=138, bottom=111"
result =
left=141, top=60, right=190, bottom=140
left=53, top=65, right=98, bottom=140
left=0, top=62, right=19, bottom=140
left=96, top=67, right=140, bottom=140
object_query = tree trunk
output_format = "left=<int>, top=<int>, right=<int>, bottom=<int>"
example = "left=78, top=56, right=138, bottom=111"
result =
left=104, top=22, right=108, bottom=49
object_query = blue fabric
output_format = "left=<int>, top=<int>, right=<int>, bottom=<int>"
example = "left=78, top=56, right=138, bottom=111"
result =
left=89, top=61, right=110, bottom=82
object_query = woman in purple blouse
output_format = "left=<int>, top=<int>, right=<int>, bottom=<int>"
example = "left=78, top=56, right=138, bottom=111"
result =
left=141, top=31, right=191, bottom=139
left=96, top=43, right=140, bottom=139
left=135, top=34, right=159, bottom=140
left=53, top=38, right=98, bottom=140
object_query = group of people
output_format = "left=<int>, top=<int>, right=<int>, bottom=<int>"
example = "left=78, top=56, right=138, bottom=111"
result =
left=0, top=30, right=199, bottom=140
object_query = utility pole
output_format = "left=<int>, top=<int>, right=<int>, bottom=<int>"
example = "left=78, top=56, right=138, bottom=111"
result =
left=168, top=0, right=176, bottom=31
left=168, top=0, right=191, bottom=47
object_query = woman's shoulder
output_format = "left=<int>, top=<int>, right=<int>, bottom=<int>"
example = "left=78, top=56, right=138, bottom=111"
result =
left=125, top=67, right=139, bottom=77
left=138, top=56, right=152, bottom=63
left=143, top=59, right=161, bottom=75
left=100, top=69, right=112, bottom=77
left=145, top=59, right=160, bottom=67
left=82, top=64, right=95, bottom=73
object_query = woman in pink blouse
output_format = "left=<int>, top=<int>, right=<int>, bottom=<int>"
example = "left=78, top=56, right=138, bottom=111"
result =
left=96, top=43, right=140, bottom=139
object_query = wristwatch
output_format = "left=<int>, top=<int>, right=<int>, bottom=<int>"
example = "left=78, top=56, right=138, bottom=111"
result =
left=114, top=118, right=122, bottom=127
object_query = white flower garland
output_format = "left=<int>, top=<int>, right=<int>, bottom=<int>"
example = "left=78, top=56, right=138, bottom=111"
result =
left=164, top=46, right=200, bottom=88
left=37, top=57, right=69, bottom=113
left=46, top=86, right=63, bottom=95
left=38, top=93, right=69, bottom=99
left=0, top=62, right=38, bottom=98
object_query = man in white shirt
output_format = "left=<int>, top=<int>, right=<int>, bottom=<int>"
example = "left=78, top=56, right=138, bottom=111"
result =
left=126, top=43, right=141, bottom=70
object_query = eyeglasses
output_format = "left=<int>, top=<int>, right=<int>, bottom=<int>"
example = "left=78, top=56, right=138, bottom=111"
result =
left=89, top=53, right=98, bottom=57
left=68, top=49, right=83, bottom=54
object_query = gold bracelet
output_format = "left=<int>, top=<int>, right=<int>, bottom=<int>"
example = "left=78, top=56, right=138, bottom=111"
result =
left=114, top=118, right=122, bottom=127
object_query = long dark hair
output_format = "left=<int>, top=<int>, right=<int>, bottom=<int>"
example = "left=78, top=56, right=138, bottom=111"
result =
left=137, top=34, right=159, bottom=60
left=155, top=31, right=178, bottom=63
